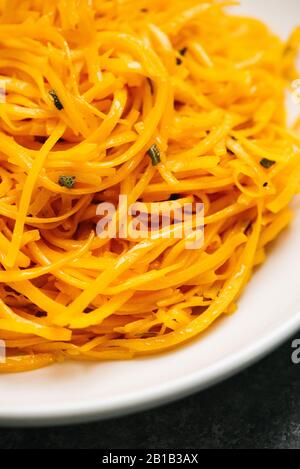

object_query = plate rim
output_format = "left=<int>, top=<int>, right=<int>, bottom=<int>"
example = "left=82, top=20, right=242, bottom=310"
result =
left=1, top=0, right=300, bottom=428
left=1, top=310, right=300, bottom=427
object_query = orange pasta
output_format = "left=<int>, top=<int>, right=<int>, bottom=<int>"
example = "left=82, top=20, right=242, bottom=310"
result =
left=0, top=0, right=299, bottom=372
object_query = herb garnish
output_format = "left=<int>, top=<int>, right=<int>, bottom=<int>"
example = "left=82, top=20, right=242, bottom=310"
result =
left=260, top=158, right=275, bottom=169
left=176, top=47, right=188, bottom=65
left=147, top=144, right=161, bottom=166
left=170, top=194, right=181, bottom=201
left=35, top=311, right=47, bottom=318
left=58, top=175, right=76, bottom=189
left=179, top=47, right=188, bottom=56
left=49, top=90, right=64, bottom=110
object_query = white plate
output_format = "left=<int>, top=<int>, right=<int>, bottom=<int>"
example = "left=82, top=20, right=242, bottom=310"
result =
left=1, top=0, right=300, bottom=427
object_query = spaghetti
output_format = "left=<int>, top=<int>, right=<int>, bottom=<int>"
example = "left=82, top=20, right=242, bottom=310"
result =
left=0, top=0, right=299, bottom=372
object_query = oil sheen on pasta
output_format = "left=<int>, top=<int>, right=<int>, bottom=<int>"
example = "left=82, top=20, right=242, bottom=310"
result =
left=0, top=0, right=299, bottom=372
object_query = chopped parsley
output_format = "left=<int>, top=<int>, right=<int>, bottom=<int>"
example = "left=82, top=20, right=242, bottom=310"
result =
left=35, top=311, right=47, bottom=318
left=260, top=158, right=275, bottom=169
left=170, top=194, right=181, bottom=201
left=176, top=47, right=188, bottom=65
left=49, top=90, right=64, bottom=110
left=58, top=175, right=76, bottom=189
left=147, top=144, right=161, bottom=166
left=179, top=47, right=188, bottom=56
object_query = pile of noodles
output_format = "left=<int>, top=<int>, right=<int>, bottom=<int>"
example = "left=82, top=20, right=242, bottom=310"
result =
left=0, top=0, right=299, bottom=372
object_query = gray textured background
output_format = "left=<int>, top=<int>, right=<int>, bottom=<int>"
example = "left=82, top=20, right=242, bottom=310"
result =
left=0, top=336, right=300, bottom=449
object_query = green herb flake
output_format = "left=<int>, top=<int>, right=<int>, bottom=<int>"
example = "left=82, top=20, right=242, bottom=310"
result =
left=35, top=311, right=47, bottom=318
left=58, top=175, right=76, bottom=189
left=179, top=47, right=188, bottom=56
left=49, top=90, right=64, bottom=110
left=170, top=194, right=181, bottom=201
left=147, top=144, right=161, bottom=166
left=260, top=158, right=275, bottom=169
left=176, top=47, right=188, bottom=65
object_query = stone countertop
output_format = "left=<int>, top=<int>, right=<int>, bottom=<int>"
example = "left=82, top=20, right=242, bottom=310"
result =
left=0, top=336, right=300, bottom=449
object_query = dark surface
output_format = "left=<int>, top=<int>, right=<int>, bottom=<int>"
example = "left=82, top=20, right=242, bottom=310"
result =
left=0, top=336, right=300, bottom=449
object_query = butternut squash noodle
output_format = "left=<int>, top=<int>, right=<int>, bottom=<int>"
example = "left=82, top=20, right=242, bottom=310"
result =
left=0, top=0, right=299, bottom=372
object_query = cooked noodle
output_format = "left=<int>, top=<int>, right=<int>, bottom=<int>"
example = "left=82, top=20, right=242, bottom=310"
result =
left=0, top=0, right=299, bottom=372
